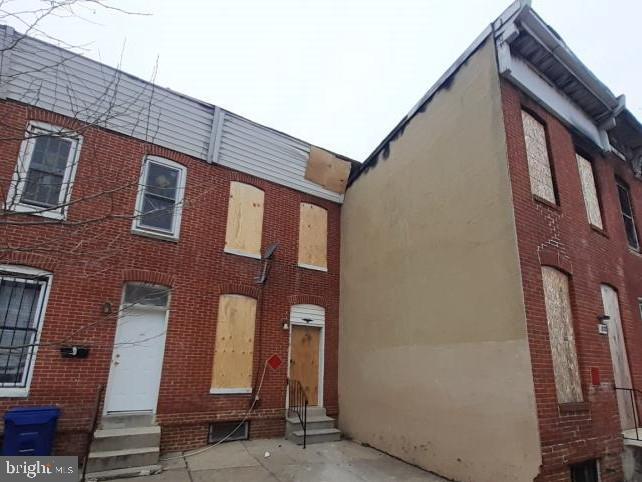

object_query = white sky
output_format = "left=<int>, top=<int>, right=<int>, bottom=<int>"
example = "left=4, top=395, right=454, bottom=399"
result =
left=6, top=0, right=642, bottom=160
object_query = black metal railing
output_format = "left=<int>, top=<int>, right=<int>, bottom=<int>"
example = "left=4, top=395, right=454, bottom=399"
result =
left=615, top=386, right=642, bottom=440
left=287, top=378, right=308, bottom=449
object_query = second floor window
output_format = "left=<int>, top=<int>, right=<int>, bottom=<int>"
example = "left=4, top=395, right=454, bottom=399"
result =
left=576, top=154, right=603, bottom=229
left=522, top=110, right=556, bottom=205
left=133, top=156, right=186, bottom=239
left=6, top=121, right=82, bottom=219
left=298, top=203, right=328, bottom=271
left=616, top=179, right=639, bottom=250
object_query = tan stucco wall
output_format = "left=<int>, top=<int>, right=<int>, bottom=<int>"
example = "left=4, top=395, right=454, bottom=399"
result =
left=339, top=39, right=541, bottom=482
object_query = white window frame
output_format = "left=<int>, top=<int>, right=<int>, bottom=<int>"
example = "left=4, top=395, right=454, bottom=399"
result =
left=132, top=156, right=187, bottom=241
left=0, top=265, right=53, bottom=398
left=6, top=121, right=83, bottom=220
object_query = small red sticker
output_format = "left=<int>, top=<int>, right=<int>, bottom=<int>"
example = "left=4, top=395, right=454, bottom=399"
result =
left=267, top=354, right=282, bottom=370
left=591, top=367, right=600, bottom=386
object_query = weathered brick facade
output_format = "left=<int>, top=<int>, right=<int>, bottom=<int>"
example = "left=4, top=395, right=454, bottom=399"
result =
left=502, top=79, right=642, bottom=481
left=0, top=100, right=340, bottom=455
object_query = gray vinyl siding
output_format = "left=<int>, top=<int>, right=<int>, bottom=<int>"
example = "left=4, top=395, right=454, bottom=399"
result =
left=0, top=26, right=344, bottom=203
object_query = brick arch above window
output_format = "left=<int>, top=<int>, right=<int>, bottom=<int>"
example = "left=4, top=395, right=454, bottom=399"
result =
left=288, top=294, right=327, bottom=308
left=538, top=248, right=573, bottom=275
left=228, top=171, right=267, bottom=191
left=0, top=253, right=58, bottom=273
left=217, top=282, right=260, bottom=299
left=121, top=269, right=174, bottom=287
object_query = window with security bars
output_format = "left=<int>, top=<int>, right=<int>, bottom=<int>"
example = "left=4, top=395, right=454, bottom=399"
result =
left=617, top=179, right=640, bottom=251
left=0, top=274, right=48, bottom=388
left=133, top=156, right=186, bottom=239
left=7, top=121, right=82, bottom=219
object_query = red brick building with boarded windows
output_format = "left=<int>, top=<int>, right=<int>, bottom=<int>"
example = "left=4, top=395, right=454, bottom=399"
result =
left=338, top=2, right=642, bottom=482
left=3, top=2, right=642, bottom=482
left=0, top=23, right=352, bottom=477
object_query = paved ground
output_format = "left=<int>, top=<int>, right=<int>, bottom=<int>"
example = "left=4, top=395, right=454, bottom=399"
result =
left=139, top=439, right=448, bottom=481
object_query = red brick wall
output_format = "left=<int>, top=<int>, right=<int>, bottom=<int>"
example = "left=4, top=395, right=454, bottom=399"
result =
left=501, top=79, right=642, bottom=481
left=0, top=100, right=340, bottom=455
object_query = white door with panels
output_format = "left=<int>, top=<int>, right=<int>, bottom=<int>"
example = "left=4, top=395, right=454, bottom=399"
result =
left=105, top=284, right=169, bottom=414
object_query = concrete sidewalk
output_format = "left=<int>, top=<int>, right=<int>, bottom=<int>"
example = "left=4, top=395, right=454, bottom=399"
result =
left=136, top=439, right=448, bottom=481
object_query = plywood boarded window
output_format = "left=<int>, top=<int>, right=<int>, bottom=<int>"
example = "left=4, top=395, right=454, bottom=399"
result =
left=541, top=267, right=582, bottom=403
left=298, top=203, right=327, bottom=270
left=522, top=110, right=556, bottom=204
left=576, top=154, right=603, bottom=229
left=211, top=295, right=257, bottom=394
left=224, top=182, right=264, bottom=258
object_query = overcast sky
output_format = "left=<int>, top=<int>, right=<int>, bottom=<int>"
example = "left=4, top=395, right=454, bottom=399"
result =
left=6, top=0, right=641, bottom=160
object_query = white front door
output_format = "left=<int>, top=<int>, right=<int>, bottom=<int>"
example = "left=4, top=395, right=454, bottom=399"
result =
left=105, top=306, right=168, bottom=413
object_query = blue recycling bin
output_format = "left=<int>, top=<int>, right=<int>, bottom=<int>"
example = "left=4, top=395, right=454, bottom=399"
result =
left=3, top=406, right=60, bottom=456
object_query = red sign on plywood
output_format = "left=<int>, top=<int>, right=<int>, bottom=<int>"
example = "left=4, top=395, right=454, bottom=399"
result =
left=267, top=354, right=282, bottom=370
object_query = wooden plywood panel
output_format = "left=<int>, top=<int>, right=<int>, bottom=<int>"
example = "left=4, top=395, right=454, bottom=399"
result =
left=290, top=325, right=320, bottom=405
left=211, top=295, right=257, bottom=391
left=522, top=110, right=556, bottom=204
left=298, top=203, right=327, bottom=269
left=576, top=154, right=603, bottom=229
left=304, top=146, right=352, bottom=194
left=601, top=284, right=635, bottom=429
left=541, top=267, right=582, bottom=403
left=224, top=182, right=264, bottom=257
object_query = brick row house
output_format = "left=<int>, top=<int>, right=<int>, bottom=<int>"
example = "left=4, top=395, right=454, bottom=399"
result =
left=339, top=2, right=642, bottom=482
left=0, top=23, right=353, bottom=476
left=3, top=1, right=642, bottom=481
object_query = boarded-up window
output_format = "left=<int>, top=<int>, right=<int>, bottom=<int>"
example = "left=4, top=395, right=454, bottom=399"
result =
left=541, top=267, right=582, bottom=403
left=576, top=154, right=603, bottom=229
left=298, top=203, right=327, bottom=270
left=522, top=110, right=556, bottom=204
left=211, top=295, right=257, bottom=393
left=224, top=182, right=264, bottom=258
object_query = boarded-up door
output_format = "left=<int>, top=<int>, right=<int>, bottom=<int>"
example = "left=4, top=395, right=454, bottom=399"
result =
left=290, top=325, right=320, bottom=406
left=601, top=285, right=636, bottom=430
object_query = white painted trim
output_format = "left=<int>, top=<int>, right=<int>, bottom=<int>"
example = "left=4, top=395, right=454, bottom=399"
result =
left=5, top=121, right=83, bottom=220
left=209, top=387, right=252, bottom=395
left=0, top=265, right=53, bottom=398
left=131, top=156, right=187, bottom=240
left=223, top=247, right=262, bottom=260
left=287, top=305, right=325, bottom=408
left=297, top=263, right=328, bottom=273
left=103, top=284, right=171, bottom=415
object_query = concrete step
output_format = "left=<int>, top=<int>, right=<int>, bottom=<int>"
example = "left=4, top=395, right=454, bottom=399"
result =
left=100, top=414, right=155, bottom=429
left=289, top=428, right=342, bottom=445
left=91, top=426, right=161, bottom=452
left=305, top=407, right=327, bottom=418
left=86, top=447, right=160, bottom=473
left=85, top=464, right=161, bottom=481
left=285, top=415, right=336, bottom=437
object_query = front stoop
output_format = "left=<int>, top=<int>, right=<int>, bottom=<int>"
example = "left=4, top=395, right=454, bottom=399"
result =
left=285, top=407, right=341, bottom=445
left=85, top=415, right=161, bottom=481
left=623, top=432, right=642, bottom=482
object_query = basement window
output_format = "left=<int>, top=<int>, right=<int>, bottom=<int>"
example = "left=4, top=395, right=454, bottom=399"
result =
left=208, top=421, right=249, bottom=444
left=570, top=459, right=599, bottom=482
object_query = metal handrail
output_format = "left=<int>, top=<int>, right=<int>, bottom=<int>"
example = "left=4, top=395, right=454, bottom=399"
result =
left=615, top=386, right=641, bottom=441
left=287, top=378, right=308, bottom=449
